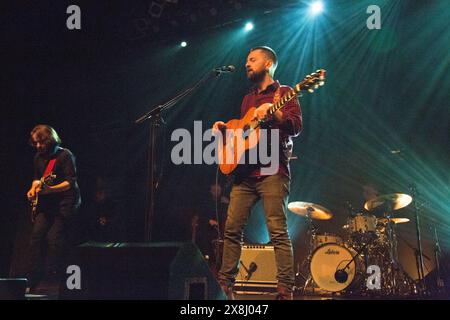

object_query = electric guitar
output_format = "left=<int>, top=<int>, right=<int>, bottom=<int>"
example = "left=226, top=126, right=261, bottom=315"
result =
left=30, top=172, right=56, bottom=222
left=217, top=69, right=326, bottom=174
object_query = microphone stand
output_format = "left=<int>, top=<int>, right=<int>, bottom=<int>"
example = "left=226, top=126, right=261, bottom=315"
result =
left=433, top=225, right=446, bottom=296
left=135, top=68, right=230, bottom=241
left=239, top=260, right=250, bottom=281
left=409, top=183, right=427, bottom=295
left=396, top=232, right=431, bottom=287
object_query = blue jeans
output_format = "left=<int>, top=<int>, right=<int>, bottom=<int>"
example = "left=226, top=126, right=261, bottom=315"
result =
left=218, top=174, right=294, bottom=290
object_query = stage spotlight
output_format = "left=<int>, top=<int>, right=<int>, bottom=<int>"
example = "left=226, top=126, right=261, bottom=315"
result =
left=180, top=41, right=187, bottom=47
left=309, top=1, right=324, bottom=15
left=244, top=22, right=254, bottom=31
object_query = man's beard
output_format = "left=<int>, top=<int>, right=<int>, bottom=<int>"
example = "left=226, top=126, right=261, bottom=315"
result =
left=247, top=69, right=266, bottom=84
left=37, top=143, right=54, bottom=156
left=37, top=147, right=48, bottom=155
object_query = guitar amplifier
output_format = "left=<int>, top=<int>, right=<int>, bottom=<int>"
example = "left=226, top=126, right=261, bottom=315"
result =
left=235, top=244, right=277, bottom=293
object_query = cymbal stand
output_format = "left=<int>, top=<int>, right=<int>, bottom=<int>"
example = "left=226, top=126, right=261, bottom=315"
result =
left=383, top=203, right=400, bottom=294
left=409, top=184, right=427, bottom=295
left=298, top=210, right=317, bottom=295
left=433, top=225, right=446, bottom=296
left=383, top=204, right=416, bottom=296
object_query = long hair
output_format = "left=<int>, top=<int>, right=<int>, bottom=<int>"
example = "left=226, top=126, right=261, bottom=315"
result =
left=29, top=124, right=62, bottom=148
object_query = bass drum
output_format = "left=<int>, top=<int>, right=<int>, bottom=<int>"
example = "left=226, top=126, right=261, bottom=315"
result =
left=310, top=243, right=364, bottom=293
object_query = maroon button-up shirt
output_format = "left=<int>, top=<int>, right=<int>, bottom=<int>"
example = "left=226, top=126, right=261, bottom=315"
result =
left=239, top=80, right=302, bottom=178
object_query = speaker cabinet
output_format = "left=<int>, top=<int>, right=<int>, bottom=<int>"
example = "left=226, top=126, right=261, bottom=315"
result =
left=0, top=278, right=27, bottom=300
left=235, top=244, right=277, bottom=292
left=59, top=242, right=225, bottom=300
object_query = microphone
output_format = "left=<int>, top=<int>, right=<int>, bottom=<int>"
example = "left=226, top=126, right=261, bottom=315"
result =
left=214, top=65, right=235, bottom=73
left=334, top=269, right=348, bottom=283
left=245, top=262, right=257, bottom=280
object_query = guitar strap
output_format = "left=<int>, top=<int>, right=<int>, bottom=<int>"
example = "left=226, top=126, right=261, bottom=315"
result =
left=43, top=159, right=56, bottom=177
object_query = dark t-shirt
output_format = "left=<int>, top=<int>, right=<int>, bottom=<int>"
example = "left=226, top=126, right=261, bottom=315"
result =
left=33, top=147, right=81, bottom=209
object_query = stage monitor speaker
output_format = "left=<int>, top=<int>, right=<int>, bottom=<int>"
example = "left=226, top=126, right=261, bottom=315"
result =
left=59, top=242, right=225, bottom=300
left=0, top=278, right=27, bottom=300
left=235, top=244, right=277, bottom=291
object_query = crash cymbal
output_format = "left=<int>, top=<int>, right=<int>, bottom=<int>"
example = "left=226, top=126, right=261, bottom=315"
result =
left=378, top=217, right=410, bottom=224
left=288, top=202, right=333, bottom=220
left=364, top=193, right=412, bottom=211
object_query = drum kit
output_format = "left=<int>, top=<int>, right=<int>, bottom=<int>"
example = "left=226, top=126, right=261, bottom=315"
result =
left=288, top=193, right=418, bottom=297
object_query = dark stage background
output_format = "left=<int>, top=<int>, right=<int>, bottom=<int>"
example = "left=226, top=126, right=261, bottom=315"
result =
left=1, top=0, right=449, bottom=284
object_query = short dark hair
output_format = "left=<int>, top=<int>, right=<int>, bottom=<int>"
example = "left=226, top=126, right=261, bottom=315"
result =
left=250, top=46, right=278, bottom=69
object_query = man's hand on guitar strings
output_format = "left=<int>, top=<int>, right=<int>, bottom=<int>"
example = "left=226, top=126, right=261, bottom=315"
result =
left=253, top=103, right=275, bottom=122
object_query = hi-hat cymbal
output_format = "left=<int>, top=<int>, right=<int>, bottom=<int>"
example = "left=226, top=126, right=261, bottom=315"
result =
left=378, top=217, right=410, bottom=224
left=364, top=193, right=412, bottom=211
left=287, top=202, right=333, bottom=220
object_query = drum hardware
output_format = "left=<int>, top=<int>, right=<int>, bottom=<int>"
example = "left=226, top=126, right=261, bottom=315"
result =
left=432, top=225, right=447, bottom=296
left=309, top=243, right=364, bottom=293
left=346, top=212, right=378, bottom=245
left=364, top=193, right=415, bottom=296
left=364, top=193, right=412, bottom=212
left=291, top=192, right=425, bottom=297
left=300, top=209, right=318, bottom=295
left=288, top=202, right=333, bottom=294
left=287, top=201, right=333, bottom=220
left=408, top=184, right=427, bottom=296
left=335, top=235, right=377, bottom=284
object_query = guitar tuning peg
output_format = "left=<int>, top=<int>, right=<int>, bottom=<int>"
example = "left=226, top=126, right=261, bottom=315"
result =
left=319, top=81, right=325, bottom=86
left=314, top=84, right=319, bottom=89
left=308, top=88, right=314, bottom=93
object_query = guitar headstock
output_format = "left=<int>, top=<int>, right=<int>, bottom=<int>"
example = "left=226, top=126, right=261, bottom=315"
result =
left=295, top=69, right=326, bottom=94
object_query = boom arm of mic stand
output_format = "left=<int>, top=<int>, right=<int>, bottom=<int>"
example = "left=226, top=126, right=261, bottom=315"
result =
left=135, top=68, right=227, bottom=241
left=135, top=69, right=223, bottom=124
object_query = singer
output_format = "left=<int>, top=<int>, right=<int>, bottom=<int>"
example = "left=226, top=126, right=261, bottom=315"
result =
left=212, top=46, right=302, bottom=300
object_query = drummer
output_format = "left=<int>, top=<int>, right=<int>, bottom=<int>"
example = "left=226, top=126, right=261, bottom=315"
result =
left=362, top=183, right=380, bottom=203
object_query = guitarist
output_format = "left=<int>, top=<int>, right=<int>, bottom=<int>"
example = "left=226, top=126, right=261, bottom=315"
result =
left=212, top=46, right=302, bottom=300
left=26, top=125, right=81, bottom=292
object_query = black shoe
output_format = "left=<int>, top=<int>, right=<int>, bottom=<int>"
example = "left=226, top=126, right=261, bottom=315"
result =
left=219, top=281, right=235, bottom=300
left=276, top=285, right=293, bottom=300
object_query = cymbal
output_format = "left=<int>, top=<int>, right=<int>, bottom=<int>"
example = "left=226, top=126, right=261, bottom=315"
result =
left=364, top=193, right=412, bottom=211
left=288, top=202, right=333, bottom=220
left=378, top=217, right=410, bottom=224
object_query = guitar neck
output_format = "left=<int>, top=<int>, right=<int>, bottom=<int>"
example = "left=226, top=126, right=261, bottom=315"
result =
left=267, top=69, right=325, bottom=116
left=268, top=84, right=302, bottom=116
